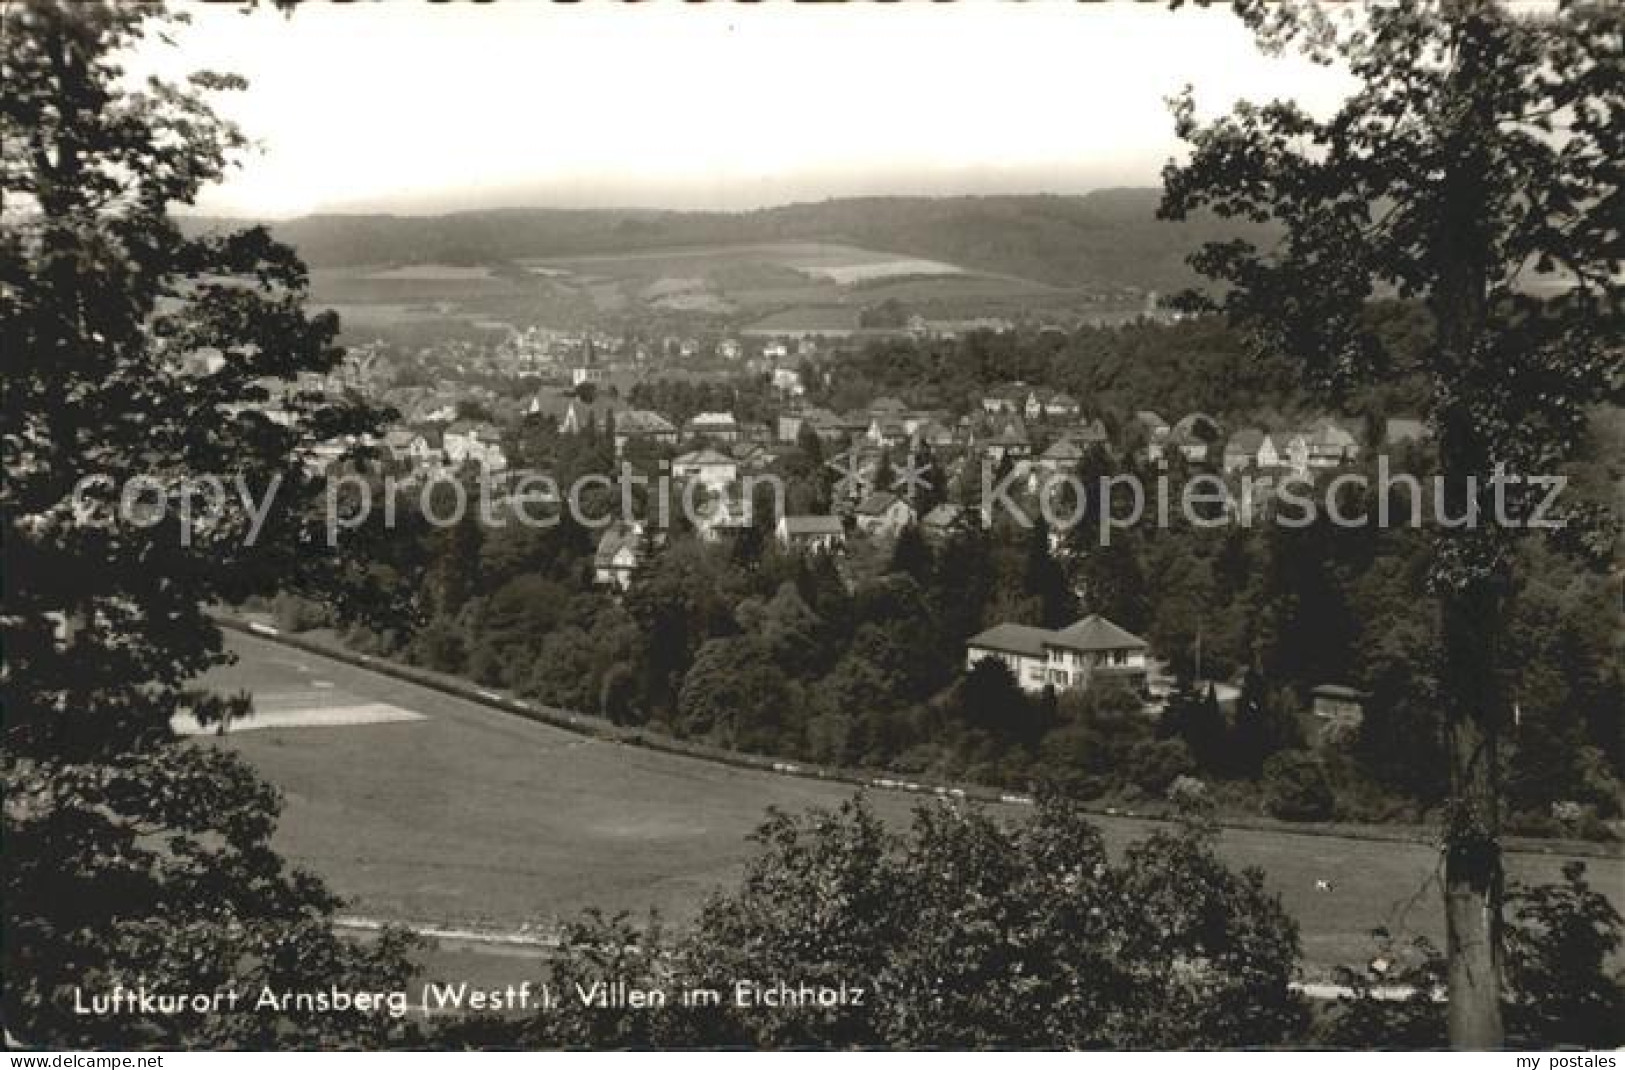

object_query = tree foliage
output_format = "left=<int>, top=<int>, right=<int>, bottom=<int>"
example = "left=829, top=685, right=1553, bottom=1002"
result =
left=1319, top=862, right=1625, bottom=1049
left=2, top=0, right=418, bottom=1045
left=1161, top=0, right=1621, bottom=1046
left=474, top=796, right=1305, bottom=1049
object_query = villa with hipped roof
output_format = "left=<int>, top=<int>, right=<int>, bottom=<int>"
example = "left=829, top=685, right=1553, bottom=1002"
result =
left=612, top=408, right=679, bottom=454
left=684, top=411, right=742, bottom=443
left=966, top=614, right=1149, bottom=694
left=775, top=514, right=846, bottom=553
left=672, top=448, right=739, bottom=490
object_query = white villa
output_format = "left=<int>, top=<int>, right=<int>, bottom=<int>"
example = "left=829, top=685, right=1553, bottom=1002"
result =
left=672, top=448, right=739, bottom=490
left=442, top=421, right=507, bottom=472
left=775, top=514, right=845, bottom=553
left=966, top=614, right=1149, bottom=694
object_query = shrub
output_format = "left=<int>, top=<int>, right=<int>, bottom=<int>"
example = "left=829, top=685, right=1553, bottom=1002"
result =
left=270, top=592, right=330, bottom=633
left=1126, top=738, right=1196, bottom=794
left=491, top=796, right=1306, bottom=1049
left=1505, top=861, right=1625, bottom=1048
left=1318, top=862, right=1625, bottom=1049
left=1168, top=775, right=1214, bottom=819
left=1261, top=751, right=1336, bottom=822
left=599, top=662, right=640, bottom=724
left=409, top=615, right=467, bottom=674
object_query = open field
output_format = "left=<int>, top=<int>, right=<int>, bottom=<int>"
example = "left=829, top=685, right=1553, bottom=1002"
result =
left=524, top=241, right=1060, bottom=321
left=199, top=631, right=1624, bottom=980
left=304, top=240, right=1070, bottom=340
left=361, top=264, right=498, bottom=281
left=517, top=240, right=956, bottom=279
left=308, top=265, right=597, bottom=339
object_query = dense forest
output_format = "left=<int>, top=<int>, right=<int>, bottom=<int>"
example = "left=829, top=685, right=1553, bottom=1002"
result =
left=802, top=302, right=1433, bottom=426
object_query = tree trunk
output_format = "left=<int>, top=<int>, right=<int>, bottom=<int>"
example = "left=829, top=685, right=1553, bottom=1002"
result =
left=1440, top=584, right=1506, bottom=1048
left=1434, top=6, right=1507, bottom=1048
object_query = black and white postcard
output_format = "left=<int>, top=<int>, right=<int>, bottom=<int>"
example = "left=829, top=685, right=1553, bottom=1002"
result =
left=3, top=0, right=1621, bottom=1055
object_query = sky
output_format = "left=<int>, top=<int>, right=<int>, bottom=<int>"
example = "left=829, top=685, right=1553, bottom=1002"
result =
left=135, top=1, right=1358, bottom=219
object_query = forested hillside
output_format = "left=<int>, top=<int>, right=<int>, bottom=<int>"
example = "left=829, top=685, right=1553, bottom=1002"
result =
left=186, top=189, right=1276, bottom=293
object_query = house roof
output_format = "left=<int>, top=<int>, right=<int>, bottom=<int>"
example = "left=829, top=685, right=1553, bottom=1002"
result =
left=1262, top=431, right=1309, bottom=452
left=780, top=515, right=844, bottom=536
left=967, top=623, right=1054, bottom=658
left=1041, top=437, right=1084, bottom=462
left=1385, top=416, right=1427, bottom=443
left=674, top=448, right=737, bottom=467
left=987, top=416, right=1029, bottom=445
left=856, top=491, right=910, bottom=516
left=922, top=503, right=966, bottom=529
left=967, top=614, right=1146, bottom=658
left=686, top=410, right=739, bottom=428
left=1312, top=683, right=1370, bottom=701
left=617, top=409, right=677, bottom=435
left=1052, top=614, right=1148, bottom=652
left=798, top=407, right=841, bottom=429
left=1312, top=422, right=1359, bottom=449
left=1306, top=429, right=1358, bottom=455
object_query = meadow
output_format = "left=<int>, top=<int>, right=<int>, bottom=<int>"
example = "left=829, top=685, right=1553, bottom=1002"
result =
left=201, top=631, right=1623, bottom=983
left=305, top=240, right=1069, bottom=340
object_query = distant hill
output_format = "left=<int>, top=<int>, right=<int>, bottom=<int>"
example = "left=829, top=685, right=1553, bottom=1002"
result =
left=191, top=189, right=1274, bottom=294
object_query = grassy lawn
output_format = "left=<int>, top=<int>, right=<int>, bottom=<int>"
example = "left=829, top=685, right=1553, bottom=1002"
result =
left=202, top=631, right=1623, bottom=982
